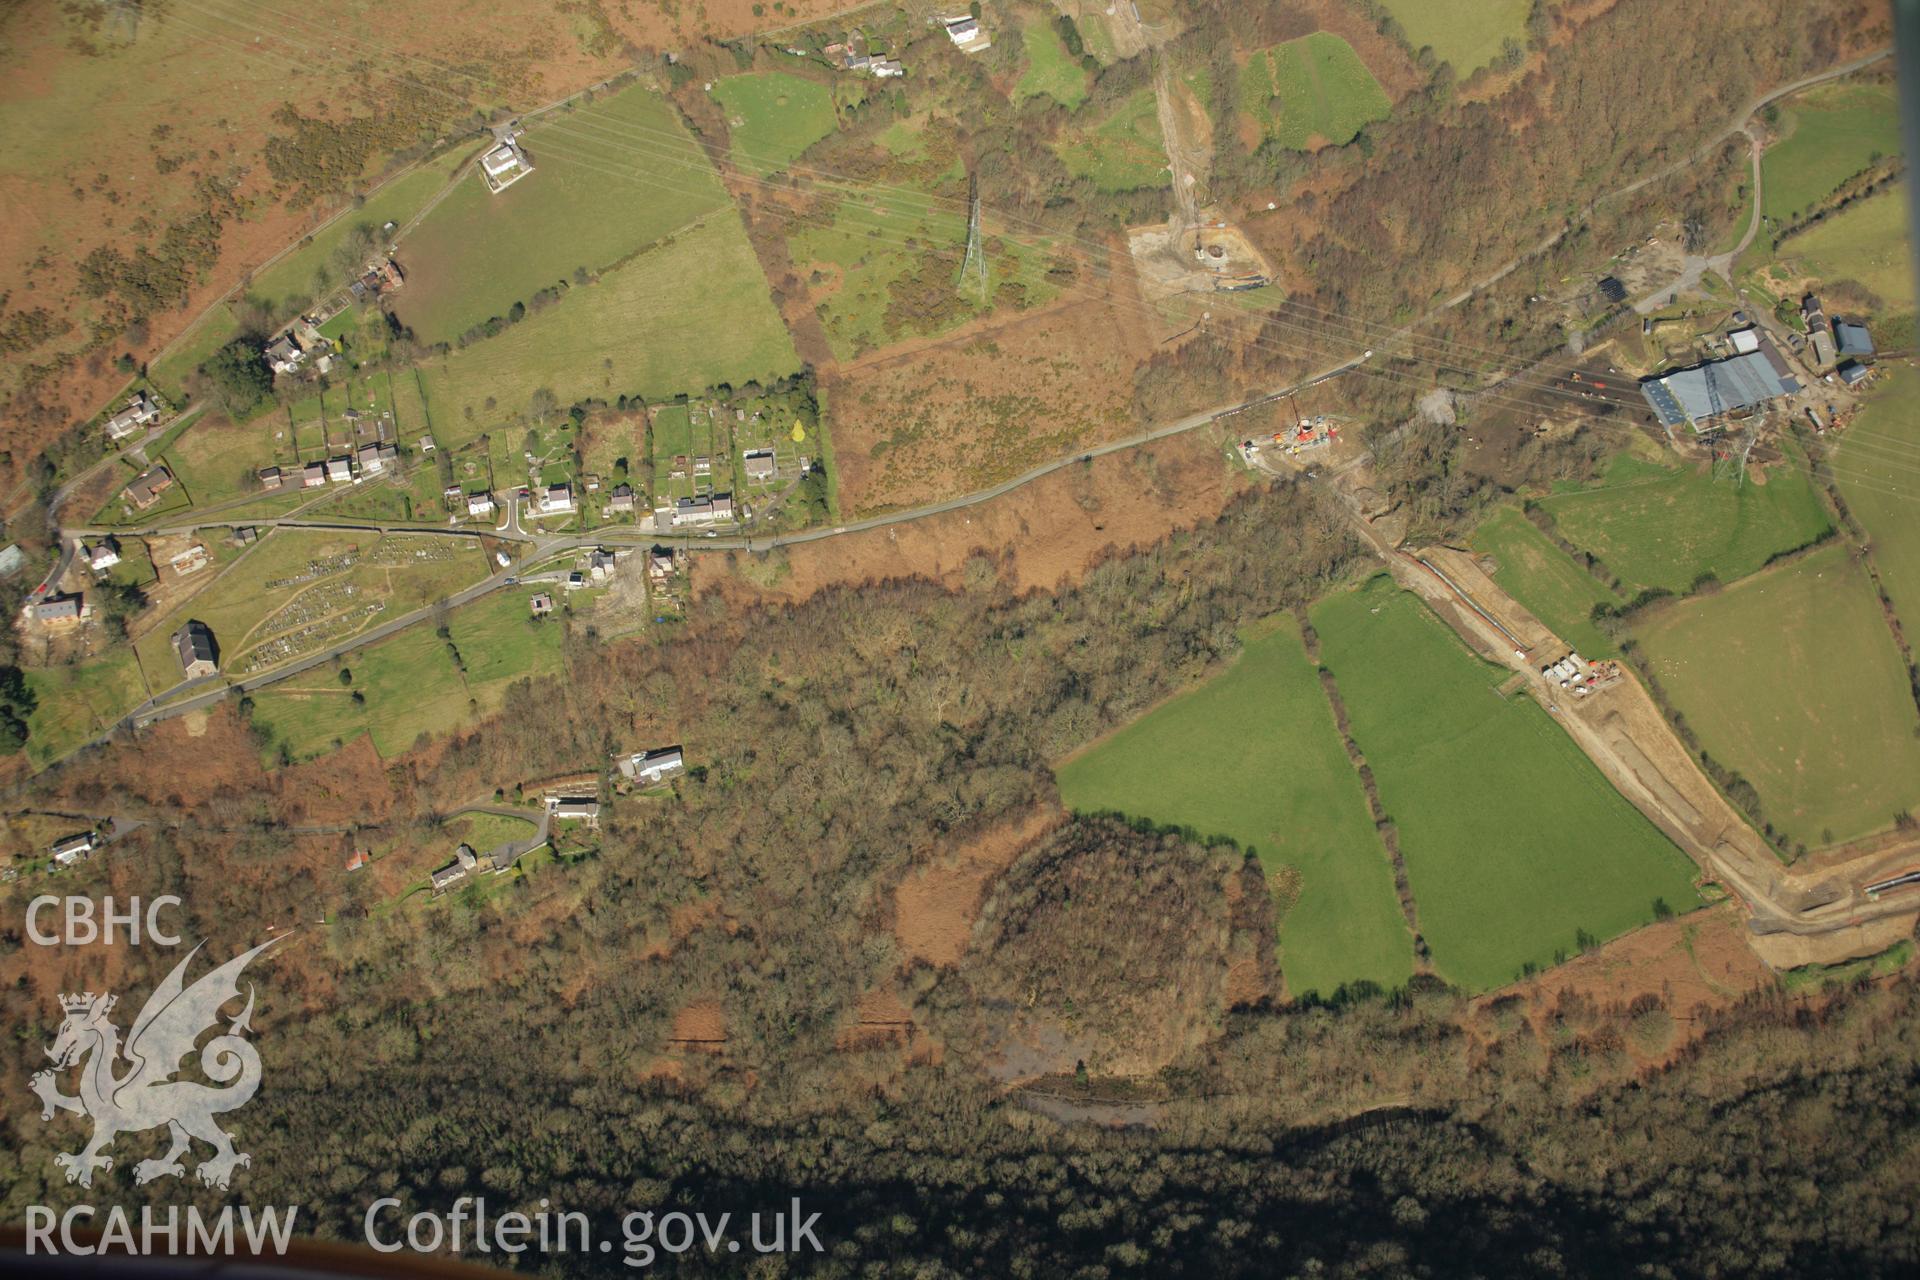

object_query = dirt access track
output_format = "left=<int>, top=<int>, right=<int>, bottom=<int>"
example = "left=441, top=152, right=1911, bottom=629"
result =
left=1376, top=532, right=1920, bottom=966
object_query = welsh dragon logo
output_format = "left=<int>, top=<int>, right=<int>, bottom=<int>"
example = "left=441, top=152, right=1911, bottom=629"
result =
left=30, top=938, right=281, bottom=1190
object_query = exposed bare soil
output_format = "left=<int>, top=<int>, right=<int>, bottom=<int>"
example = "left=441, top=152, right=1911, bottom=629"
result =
left=893, top=805, right=1065, bottom=968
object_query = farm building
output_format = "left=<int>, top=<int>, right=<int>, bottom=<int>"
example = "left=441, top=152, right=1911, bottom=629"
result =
left=1639, top=345, right=1799, bottom=431
left=480, top=140, right=534, bottom=193
left=1811, top=329, right=1838, bottom=367
left=1727, top=327, right=1760, bottom=354
left=173, top=619, right=219, bottom=679
left=1835, top=320, right=1874, bottom=358
left=1838, top=360, right=1872, bottom=387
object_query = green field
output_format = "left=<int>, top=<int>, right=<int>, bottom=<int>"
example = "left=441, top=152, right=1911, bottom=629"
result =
left=148, top=308, right=244, bottom=404
left=1833, top=366, right=1920, bottom=628
left=1239, top=33, right=1390, bottom=150
left=787, top=183, right=1058, bottom=358
left=1633, top=543, right=1920, bottom=849
left=1537, top=451, right=1833, bottom=595
left=1471, top=506, right=1624, bottom=657
left=252, top=588, right=563, bottom=761
left=1016, top=21, right=1089, bottom=109
left=1784, top=186, right=1915, bottom=314
left=1313, top=576, right=1702, bottom=991
left=1055, top=617, right=1412, bottom=999
left=23, top=648, right=149, bottom=768
left=1762, top=83, right=1902, bottom=224
left=710, top=71, right=838, bottom=177
left=1379, top=0, right=1529, bottom=74
left=419, top=215, right=799, bottom=447
left=392, top=85, right=730, bottom=344
left=245, top=146, right=474, bottom=321
left=1055, top=89, right=1169, bottom=191
left=447, top=810, right=541, bottom=854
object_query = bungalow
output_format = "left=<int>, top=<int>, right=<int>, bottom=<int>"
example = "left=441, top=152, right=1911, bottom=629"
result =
left=608, top=483, right=637, bottom=513
left=34, top=593, right=83, bottom=623
left=104, top=392, right=162, bottom=441
left=619, top=746, right=685, bottom=785
left=173, top=619, right=219, bottom=679
left=258, top=465, right=284, bottom=490
left=326, top=456, right=353, bottom=484
left=543, top=483, right=574, bottom=514
left=467, top=491, right=496, bottom=518
left=127, top=465, right=175, bottom=509
left=50, top=832, right=96, bottom=866
left=87, top=538, right=121, bottom=573
left=743, top=448, right=776, bottom=481
left=303, top=461, right=328, bottom=488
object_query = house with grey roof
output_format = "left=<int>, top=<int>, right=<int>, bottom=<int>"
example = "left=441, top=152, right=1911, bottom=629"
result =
left=33, top=593, right=83, bottom=623
left=619, top=746, right=685, bottom=785
left=1835, top=320, right=1874, bottom=358
left=104, top=392, right=162, bottom=441
left=173, top=620, right=219, bottom=679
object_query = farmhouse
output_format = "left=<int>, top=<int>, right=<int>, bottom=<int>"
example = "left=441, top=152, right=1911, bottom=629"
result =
left=103, top=392, right=161, bottom=441
left=743, top=449, right=776, bottom=481
left=303, top=461, right=328, bottom=488
left=1639, top=345, right=1800, bottom=431
left=127, top=465, right=175, bottom=509
left=467, top=491, right=495, bottom=518
left=608, top=483, right=637, bottom=513
left=87, top=538, right=120, bottom=573
left=50, top=831, right=96, bottom=866
left=619, top=745, right=685, bottom=784
left=543, top=483, right=575, bottom=514
left=258, top=465, right=284, bottom=490
left=480, top=140, right=534, bottom=193
left=33, top=593, right=83, bottom=623
left=173, top=619, right=219, bottom=679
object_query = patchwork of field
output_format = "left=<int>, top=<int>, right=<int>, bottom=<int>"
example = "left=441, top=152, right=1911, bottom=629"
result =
left=788, top=182, right=1061, bottom=359
left=1056, top=617, right=1413, bottom=999
left=251, top=588, right=563, bottom=762
left=1471, top=506, right=1623, bottom=658
left=1782, top=186, right=1915, bottom=314
left=710, top=71, right=838, bottom=176
left=1633, top=543, right=1920, bottom=849
left=393, top=84, right=729, bottom=344
left=418, top=215, right=799, bottom=448
left=1055, top=89, right=1169, bottom=191
left=1017, top=20, right=1090, bottom=109
left=1377, top=0, right=1530, bottom=74
left=1536, top=451, right=1833, bottom=595
left=1761, top=82, right=1902, bottom=224
left=1313, top=576, right=1702, bottom=992
left=1239, top=33, right=1390, bottom=150
left=1833, top=366, right=1920, bottom=626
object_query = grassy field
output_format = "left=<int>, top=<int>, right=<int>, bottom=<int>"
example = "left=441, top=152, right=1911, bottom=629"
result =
left=1378, top=0, right=1529, bottom=74
left=1313, top=576, right=1702, bottom=992
left=1633, top=543, right=1920, bottom=849
left=1056, top=617, right=1412, bottom=999
left=148, top=308, right=243, bottom=404
left=252, top=588, right=563, bottom=761
left=23, top=648, right=149, bottom=769
left=447, top=810, right=540, bottom=854
left=1016, top=20, right=1089, bottom=109
left=1762, top=83, right=1902, bottom=224
left=710, top=71, right=837, bottom=177
left=1537, top=450, right=1833, bottom=595
left=392, top=84, right=729, bottom=344
left=1833, top=366, right=1920, bottom=628
left=419, top=215, right=798, bottom=447
left=1471, top=506, right=1624, bottom=657
left=787, top=183, right=1059, bottom=358
left=1783, top=186, right=1915, bottom=314
left=1055, top=89, right=1169, bottom=191
left=1239, top=33, right=1390, bottom=150
left=245, top=146, right=473, bottom=321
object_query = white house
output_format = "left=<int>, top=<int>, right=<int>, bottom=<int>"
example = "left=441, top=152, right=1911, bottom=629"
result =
left=467, top=492, right=495, bottom=518
left=543, top=483, right=574, bottom=514
left=87, top=539, right=121, bottom=573
left=619, top=746, right=685, bottom=785
left=481, top=140, right=534, bottom=193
